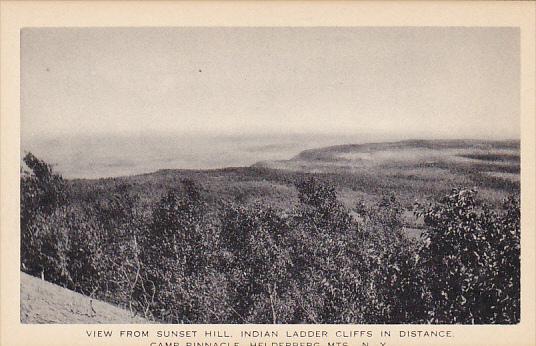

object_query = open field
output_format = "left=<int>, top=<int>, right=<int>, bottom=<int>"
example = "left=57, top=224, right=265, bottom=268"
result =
left=254, top=140, right=519, bottom=199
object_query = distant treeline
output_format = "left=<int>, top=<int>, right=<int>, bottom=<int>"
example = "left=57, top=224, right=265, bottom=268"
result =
left=20, top=152, right=520, bottom=324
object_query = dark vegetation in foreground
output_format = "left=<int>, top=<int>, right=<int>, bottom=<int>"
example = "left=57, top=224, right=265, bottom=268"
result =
left=21, top=152, right=520, bottom=324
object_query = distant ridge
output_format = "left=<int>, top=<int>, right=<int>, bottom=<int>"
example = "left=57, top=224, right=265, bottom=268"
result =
left=252, top=139, right=520, bottom=184
left=292, top=139, right=520, bottom=161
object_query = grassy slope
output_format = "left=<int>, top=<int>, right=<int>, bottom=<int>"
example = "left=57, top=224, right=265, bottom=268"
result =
left=20, top=272, right=149, bottom=324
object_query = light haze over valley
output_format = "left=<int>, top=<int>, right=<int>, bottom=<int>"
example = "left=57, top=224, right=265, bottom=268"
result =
left=21, top=27, right=519, bottom=179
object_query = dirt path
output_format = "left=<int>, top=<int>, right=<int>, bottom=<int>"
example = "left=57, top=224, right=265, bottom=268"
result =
left=20, top=272, right=150, bottom=324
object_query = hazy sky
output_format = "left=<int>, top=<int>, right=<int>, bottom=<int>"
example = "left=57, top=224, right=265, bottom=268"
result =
left=21, top=27, right=520, bottom=141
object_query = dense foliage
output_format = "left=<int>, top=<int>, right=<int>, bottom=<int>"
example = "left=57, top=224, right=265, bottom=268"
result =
left=415, top=189, right=520, bottom=323
left=20, top=153, right=521, bottom=324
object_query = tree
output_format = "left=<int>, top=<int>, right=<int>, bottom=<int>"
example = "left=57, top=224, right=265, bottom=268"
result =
left=219, top=203, right=293, bottom=323
left=295, top=177, right=353, bottom=234
left=139, top=179, right=215, bottom=322
left=415, top=188, right=520, bottom=323
left=20, top=152, right=67, bottom=278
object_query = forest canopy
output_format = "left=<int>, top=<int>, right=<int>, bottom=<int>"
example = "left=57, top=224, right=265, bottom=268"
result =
left=20, top=152, right=520, bottom=324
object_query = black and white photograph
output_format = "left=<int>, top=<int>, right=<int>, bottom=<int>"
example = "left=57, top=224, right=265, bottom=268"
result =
left=19, top=26, right=521, bottom=325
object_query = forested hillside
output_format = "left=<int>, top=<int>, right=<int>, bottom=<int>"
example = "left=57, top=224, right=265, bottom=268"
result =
left=20, top=140, right=521, bottom=324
